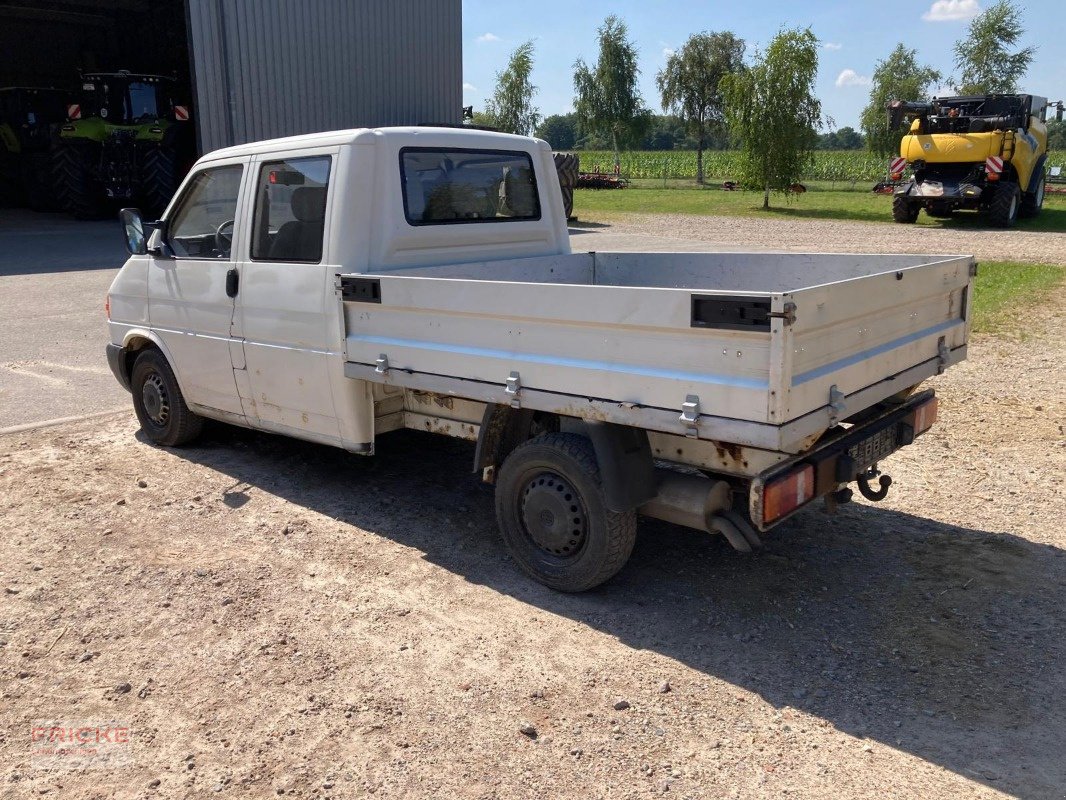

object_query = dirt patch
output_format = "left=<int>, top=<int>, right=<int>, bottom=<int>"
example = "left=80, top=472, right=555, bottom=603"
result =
left=579, top=212, right=1066, bottom=266
left=1, top=294, right=1063, bottom=798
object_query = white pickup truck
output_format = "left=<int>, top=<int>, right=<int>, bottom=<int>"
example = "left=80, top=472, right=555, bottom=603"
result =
left=107, top=126, right=973, bottom=591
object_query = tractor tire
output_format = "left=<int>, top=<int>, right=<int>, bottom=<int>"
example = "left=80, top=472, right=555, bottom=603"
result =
left=140, top=145, right=178, bottom=219
left=1020, top=170, right=1045, bottom=219
left=0, top=148, right=21, bottom=207
left=892, top=195, right=919, bottom=223
left=560, top=186, right=574, bottom=220
left=52, top=142, right=107, bottom=219
left=23, top=153, right=57, bottom=211
left=987, top=181, right=1020, bottom=228
left=553, top=152, right=579, bottom=188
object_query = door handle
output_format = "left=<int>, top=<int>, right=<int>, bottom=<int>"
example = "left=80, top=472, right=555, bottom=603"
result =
left=225, top=268, right=239, bottom=297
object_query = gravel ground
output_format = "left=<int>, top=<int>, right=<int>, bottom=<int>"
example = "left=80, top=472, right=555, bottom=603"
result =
left=2, top=290, right=1064, bottom=799
left=575, top=213, right=1066, bottom=265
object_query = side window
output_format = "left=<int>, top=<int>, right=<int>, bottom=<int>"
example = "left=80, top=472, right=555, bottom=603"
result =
left=167, top=165, right=243, bottom=259
left=251, top=156, right=331, bottom=263
left=400, top=147, right=540, bottom=225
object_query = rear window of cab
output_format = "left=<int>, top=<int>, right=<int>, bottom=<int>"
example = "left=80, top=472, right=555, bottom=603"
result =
left=400, top=147, right=540, bottom=225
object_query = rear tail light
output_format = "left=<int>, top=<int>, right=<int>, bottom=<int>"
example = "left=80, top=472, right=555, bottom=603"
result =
left=105, top=294, right=111, bottom=320
left=762, top=464, right=814, bottom=526
left=986, top=171, right=1000, bottom=181
left=889, top=171, right=903, bottom=181
left=913, top=396, right=938, bottom=435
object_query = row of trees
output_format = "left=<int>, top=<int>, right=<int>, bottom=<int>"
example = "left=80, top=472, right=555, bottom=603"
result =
left=475, top=0, right=1038, bottom=207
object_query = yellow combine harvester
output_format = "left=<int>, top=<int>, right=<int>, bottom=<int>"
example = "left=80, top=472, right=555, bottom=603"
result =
left=886, top=94, right=1056, bottom=227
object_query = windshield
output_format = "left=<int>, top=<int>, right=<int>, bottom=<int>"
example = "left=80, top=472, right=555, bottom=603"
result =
left=80, top=78, right=166, bottom=124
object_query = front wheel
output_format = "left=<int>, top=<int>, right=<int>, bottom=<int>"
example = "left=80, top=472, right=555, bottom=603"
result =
left=892, top=195, right=919, bottom=223
left=495, top=432, right=637, bottom=592
left=130, top=349, right=203, bottom=446
left=987, top=181, right=1020, bottom=228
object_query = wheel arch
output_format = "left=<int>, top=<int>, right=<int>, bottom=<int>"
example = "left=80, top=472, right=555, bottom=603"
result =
left=474, top=404, right=657, bottom=512
left=119, top=330, right=184, bottom=393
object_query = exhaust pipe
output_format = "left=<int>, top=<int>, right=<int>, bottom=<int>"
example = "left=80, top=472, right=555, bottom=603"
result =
left=639, top=469, right=762, bottom=552
left=639, top=469, right=731, bottom=532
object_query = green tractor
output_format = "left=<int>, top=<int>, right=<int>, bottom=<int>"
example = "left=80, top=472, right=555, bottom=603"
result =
left=53, top=72, right=195, bottom=219
left=0, top=87, right=69, bottom=210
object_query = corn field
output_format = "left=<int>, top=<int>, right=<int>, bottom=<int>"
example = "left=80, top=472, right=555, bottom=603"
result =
left=576, top=150, right=1066, bottom=184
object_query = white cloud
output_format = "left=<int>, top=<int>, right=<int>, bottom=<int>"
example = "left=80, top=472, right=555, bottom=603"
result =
left=476, top=32, right=500, bottom=42
left=662, top=47, right=675, bottom=58
left=922, top=0, right=981, bottom=22
left=835, top=69, right=871, bottom=88
left=462, top=82, right=477, bottom=93
left=823, top=42, right=843, bottom=50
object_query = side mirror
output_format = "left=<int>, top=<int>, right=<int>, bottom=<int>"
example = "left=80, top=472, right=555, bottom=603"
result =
left=119, top=208, right=147, bottom=255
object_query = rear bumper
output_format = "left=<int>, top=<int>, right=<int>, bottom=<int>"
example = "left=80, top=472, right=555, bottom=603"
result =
left=750, top=390, right=938, bottom=530
left=106, top=343, right=130, bottom=392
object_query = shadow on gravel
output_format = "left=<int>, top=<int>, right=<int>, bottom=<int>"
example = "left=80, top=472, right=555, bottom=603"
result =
left=176, top=423, right=1065, bottom=799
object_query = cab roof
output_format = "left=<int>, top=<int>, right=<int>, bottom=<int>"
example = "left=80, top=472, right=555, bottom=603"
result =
left=200, top=126, right=546, bottom=162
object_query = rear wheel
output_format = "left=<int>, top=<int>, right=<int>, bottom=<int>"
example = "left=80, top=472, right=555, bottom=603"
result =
left=892, top=195, right=919, bottom=223
left=495, top=432, right=637, bottom=592
left=1020, top=170, right=1045, bottom=218
left=52, top=142, right=107, bottom=219
left=140, top=145, right=178, bottom=219
left=987, top=181, right=1020, bottom=228
left=130, top=349, right=203, bottom=447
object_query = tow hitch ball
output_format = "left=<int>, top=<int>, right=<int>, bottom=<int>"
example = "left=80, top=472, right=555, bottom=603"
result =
left=857, top=466, right=893, bottom=501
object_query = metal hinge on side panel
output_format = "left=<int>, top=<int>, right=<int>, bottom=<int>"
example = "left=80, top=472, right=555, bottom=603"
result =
left=768, top=301, right=797, bottom=325
left=937, top=336, right=949, bottom=374
left=680, top=395, right=700, bottom=438
left=375, top=354, right=390, bottom=375
left=828, top=384, right=846, bottom=426
left=505, top=371, right=522, bottom=408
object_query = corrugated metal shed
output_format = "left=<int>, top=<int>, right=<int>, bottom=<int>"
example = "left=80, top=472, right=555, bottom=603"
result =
left=185, top=0, right=462, bottom=153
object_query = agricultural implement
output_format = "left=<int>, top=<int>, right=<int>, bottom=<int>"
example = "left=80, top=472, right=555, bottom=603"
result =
left=885, top=94, right=1058, bottom=227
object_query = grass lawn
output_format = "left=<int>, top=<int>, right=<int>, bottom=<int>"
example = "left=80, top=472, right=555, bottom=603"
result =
left=574, top=182, right=1066, bottom=232
left=971, top=261, right=1065, bottom=334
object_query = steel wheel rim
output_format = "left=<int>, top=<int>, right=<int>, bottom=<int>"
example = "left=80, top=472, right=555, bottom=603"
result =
left=518, top=470, right=589, bottom=561
left=141, top=371, right=170, bottom=427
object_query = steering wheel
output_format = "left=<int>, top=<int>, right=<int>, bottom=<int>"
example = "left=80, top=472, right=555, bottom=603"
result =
left=215, top=219, right=235, bottom=254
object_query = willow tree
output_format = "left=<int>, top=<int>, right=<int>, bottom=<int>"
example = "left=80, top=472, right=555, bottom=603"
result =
left=657, top=31, right=745, bottom=184
left=953, top=0, right=1035, bottom=94
left=573, top=15, right=648, bottom=169
left=484, top=40, right=540, bottom=136
left=860, top=44, right=941, bottom=158
left=721, top=27, right=822, bottom=209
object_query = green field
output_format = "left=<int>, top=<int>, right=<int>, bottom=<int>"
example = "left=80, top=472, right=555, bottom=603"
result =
left=972, top=261, right=1065, bottom=334
left=573, top=182, right=1066, bottom=231
left=575, top=149, right=1066, bottom=184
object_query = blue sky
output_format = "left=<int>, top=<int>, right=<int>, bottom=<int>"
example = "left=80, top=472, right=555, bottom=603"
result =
left=461, top=0, right=1066, bottom=132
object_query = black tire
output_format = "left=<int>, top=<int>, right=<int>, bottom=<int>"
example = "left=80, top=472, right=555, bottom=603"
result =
left=987, top=181, right=1020, bottom=228
left=0, top=147, right=22, bottom=207
left=495, top=432, right=637, bottom=592
left=140, top=145, right=178, bottom=219
left=553, top=152, right=579, bottom=188
left=560, top=186, right=574, bottom=220
left=1020, top=170, right=1045, bottom=218
left=130, top=349, right=203, bottom=447
left=52, top=142, right=107, bottom=219
left=892, top=194, right=919, bottom=223
left=23, top=153, right=56, bottom=211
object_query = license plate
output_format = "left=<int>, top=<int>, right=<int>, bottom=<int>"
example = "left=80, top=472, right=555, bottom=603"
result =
left=848, top=425, right=899, bottom=471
